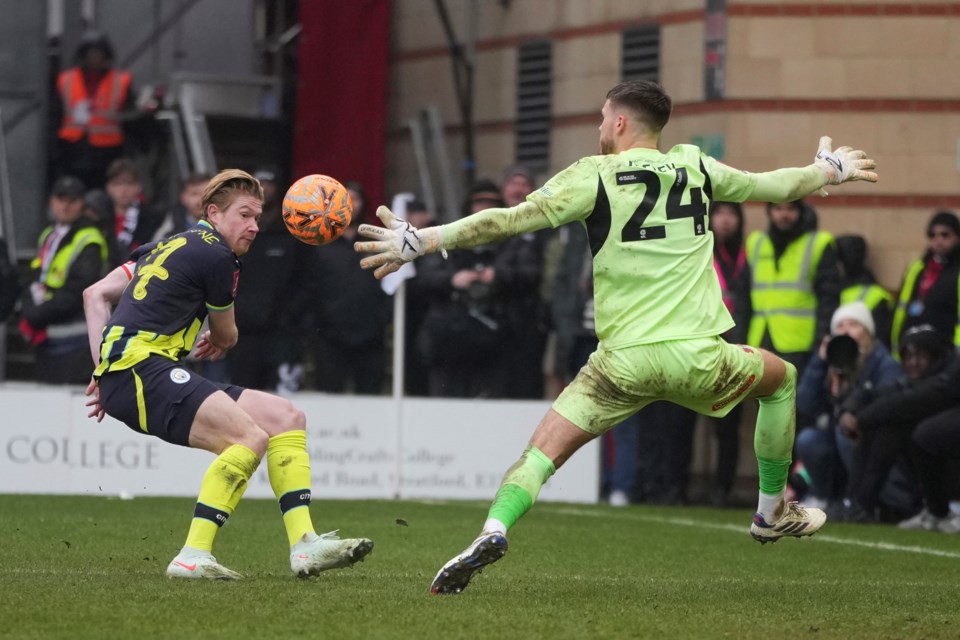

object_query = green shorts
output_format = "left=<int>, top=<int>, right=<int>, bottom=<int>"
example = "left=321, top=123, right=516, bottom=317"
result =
left=552, top=336, right=764, bottom=436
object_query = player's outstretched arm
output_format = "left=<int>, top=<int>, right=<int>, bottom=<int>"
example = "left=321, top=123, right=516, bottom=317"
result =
left=354, top=202, right=551, bottom=280
left=747, top=135, right=878, bottom=203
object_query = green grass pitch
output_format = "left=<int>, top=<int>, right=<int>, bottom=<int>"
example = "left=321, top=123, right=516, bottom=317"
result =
left=1, top=495, right=958, bottom=639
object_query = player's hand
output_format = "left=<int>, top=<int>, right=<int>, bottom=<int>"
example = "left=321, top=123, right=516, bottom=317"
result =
left=354, top=206, right=443, bottom=279
left=85, top=377, right=105, bottom=422
left=814, top=136, right=878, bottom=188
left=193, top=330, right=226, bottom=361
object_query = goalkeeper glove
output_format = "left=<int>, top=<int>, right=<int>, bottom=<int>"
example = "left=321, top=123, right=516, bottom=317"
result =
left=814, top=136, right=878, bottom=187
left=354, top=205, right=445, bottom=279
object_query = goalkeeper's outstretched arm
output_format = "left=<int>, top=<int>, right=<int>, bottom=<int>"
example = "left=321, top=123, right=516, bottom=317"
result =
left=354, top=202, right=552, bottom=279
left=747, top=135, right=878, bottom=203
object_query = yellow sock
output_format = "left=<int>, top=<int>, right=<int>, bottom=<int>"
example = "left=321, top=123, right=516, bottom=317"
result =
left=184, top=444, right=261, bottom=552
left=268, top=431, right=316, bottom=546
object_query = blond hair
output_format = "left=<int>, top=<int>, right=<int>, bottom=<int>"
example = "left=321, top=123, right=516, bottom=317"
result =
left=200, top=169, right=264, bottom=220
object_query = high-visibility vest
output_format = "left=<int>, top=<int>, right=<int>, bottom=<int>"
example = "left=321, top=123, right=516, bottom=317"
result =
left=31, top=225, right=108, bottom=290
left=746, top=230, right=834, bottom=353
left=890, top=258, right=960, bottom=354
left=841, top=283, right=894, bottom=313
left=30, top=224, right=107, bottom=339
left=57, top=67, right=131, bottom=147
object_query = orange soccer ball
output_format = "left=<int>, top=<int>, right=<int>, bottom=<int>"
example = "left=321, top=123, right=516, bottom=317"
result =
left=281, top=174, right=353, bottom=245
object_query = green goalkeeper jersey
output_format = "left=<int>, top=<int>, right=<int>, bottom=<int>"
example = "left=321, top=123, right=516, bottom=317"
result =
left=528, top=144, right=757, bottom=349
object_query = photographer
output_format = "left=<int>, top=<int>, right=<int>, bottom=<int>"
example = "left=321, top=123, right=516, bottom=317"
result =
left=416, top=181, right=508, bottom=398
left=794, top=302, right=902, bottom=509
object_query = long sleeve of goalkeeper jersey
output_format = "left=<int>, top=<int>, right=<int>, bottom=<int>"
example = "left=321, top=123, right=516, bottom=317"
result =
left=440, top=201, right=552, bottom=250
left=748, top=165, right=829, bottom=203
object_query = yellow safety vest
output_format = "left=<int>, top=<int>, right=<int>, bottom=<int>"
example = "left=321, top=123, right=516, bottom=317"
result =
left=746, top=230, right=834, bottom=353
left=890, top=258, right=960, bottom=355
left=31, top=226, right=108, bottom=291
left=841, top=283, right=894, bottom=312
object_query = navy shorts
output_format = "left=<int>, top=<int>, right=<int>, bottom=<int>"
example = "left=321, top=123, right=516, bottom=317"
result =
left=97, top=357, right=245, bottom=447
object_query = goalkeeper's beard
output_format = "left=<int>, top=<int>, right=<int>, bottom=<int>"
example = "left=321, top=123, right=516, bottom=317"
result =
left=599, top=135, right=615, bottom=155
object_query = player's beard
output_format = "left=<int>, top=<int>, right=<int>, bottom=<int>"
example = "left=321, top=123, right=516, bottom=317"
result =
left=599, top=135, right=614, bottom=155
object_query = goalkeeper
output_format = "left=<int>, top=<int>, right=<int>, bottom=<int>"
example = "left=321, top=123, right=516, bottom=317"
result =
left=355, top=80, right=877, bottom=595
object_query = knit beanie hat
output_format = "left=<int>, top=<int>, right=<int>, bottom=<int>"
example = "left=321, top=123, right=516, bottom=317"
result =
left=830, top=301, right=875, bottom=337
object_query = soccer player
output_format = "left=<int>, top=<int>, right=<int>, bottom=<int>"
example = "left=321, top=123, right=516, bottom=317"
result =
left=83, top=169, right=373, bottom=580
left=354, top=80, right=878, bottom=595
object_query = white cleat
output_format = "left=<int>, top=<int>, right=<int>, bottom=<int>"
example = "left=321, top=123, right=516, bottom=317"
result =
left=166, top=550, right=243, bottom=580
left=430, top=532, right=508, bottom=595
left=897, top=508, right=940, bottom=531
left=750, top=500, right=826, bottom=544
left=290, top=530, right=374, bottom=578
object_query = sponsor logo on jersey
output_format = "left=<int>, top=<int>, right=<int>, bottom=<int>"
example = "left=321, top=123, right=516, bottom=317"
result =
left=170, top=368, right=191, bottom=384
left=711, top=374, right=756, bottom=412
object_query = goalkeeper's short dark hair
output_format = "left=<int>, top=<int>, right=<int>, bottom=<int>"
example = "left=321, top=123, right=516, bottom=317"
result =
left=605, top=80, right=672, bottom=133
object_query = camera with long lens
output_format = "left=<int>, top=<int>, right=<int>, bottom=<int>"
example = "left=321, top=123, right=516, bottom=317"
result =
left=825, top=334, right=860, bottom=377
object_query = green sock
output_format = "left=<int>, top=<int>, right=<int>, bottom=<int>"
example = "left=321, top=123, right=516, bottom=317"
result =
left=486, top=446, right=556, bottom=531
left=754, top=362, right=797, bottom=494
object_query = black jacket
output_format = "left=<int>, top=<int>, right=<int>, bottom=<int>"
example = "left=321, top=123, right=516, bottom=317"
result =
left=234, top=217, right=312, bottom=334
left=310, top=231, right=388, bottom=349
left=899, top=247, right=960, bottom=344
left=852, top=349, right=959, bottom=431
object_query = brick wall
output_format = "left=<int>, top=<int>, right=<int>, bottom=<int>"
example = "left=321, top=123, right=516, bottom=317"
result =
left=387, top=0, right=960, bottom=288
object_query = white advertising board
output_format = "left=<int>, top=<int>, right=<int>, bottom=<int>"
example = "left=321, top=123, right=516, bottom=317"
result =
left=0, top=385, right=598, bottom=503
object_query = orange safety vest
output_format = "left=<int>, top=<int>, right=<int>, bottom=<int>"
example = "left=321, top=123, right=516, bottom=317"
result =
left=57, top=67, right=131, bottom=147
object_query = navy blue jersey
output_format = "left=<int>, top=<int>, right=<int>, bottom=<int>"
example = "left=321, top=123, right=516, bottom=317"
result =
left=95, top=220, right=239, bottom=375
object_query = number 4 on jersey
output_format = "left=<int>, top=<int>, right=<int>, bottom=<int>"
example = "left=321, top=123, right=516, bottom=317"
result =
left=617, top=167, right=708, bottom=242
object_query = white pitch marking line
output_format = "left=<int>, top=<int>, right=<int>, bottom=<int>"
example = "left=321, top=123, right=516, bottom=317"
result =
left=551, top=507, right=960, bottom=559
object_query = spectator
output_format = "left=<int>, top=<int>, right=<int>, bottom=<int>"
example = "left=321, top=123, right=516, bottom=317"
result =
left=500, top=164, right=535, bottom=208
left=705, top=201, right=752, bottom=506
left=19, top=176, right=107, bottom=383
left=401, top=199, right=436, bottom=396
left=53, top=32, right=134, bottom=189
left=837, top=325, right=954, bottom=522
left=151, top=172, right=212, bottom=242
left=899, top=402, right=960, bottom=533
left=746, top=199, right=840, bottom=376
left=836, top=234, right=894, bottom=349
left=105, top=158, right=154, bottom=257
left=891, top=210, right=960, bottom=356
left=496, top=165, right=550, bottom=398
left=81, top=188, right=121, bottom=268
left=793, top=302, right=902, bottom=510
left=0, top=237, right=19, bottom=323
left=228, top=169, right=311, bottom=392
left=309, top=181, right=388, bottom=394
left=415, top=180, right=507, bottom=397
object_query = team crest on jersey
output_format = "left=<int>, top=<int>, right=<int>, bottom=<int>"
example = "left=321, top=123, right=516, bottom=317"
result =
left=170, top=368, right=191, bottom=384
